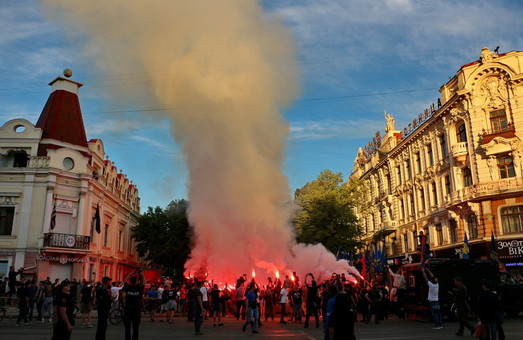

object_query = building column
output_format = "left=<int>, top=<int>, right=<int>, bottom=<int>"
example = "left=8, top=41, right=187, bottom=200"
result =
left=41, top=186, right=55, bottom=235
left=76, top=191, right=87, bottom=236
left=15, top=174, right=36, bottom=268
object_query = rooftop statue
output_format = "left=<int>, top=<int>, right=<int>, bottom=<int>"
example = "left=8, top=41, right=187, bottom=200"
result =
left=384, top=110, right=395, bottom=133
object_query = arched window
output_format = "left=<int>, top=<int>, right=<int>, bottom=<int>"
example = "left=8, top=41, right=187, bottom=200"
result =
left=501, top=205, right=523, bottom=234
left=456, top=122, right=467, bottom=143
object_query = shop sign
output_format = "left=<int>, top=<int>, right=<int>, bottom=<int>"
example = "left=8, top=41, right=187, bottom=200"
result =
left=0, top=251, right=15, bottom=256
left=100, top=259, right=115, bottom=264
left=387, top=253, right=419, bottom=265
left=387, top=258, right=401, bottom=266
left=36, top=254, right=90, bottom=264
left=497, top=239, right=523, bottom=259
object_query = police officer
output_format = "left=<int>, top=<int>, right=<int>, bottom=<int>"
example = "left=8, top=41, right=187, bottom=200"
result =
left=96, top=276, right=113, bottom=340
left=122, top=270, right=145, bottom=340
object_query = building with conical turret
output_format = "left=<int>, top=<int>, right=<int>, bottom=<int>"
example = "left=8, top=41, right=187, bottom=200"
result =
left=0, top=70, right=142, bottom=282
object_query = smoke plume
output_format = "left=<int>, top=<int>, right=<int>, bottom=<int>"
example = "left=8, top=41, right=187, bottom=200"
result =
left=43, top=0, right=358, bottom=283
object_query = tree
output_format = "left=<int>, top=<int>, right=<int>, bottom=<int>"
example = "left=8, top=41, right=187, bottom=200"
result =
left=132, top=199, right=193, bottom=280
left=294, top=170, right=364, bottom=254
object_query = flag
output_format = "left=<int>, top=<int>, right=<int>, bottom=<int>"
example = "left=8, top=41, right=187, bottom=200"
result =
left=371, top=245, right=387, bottom=273
left=360, top=252, right=367, bottom=279
left=94, top=205, right=101, bottom=234
left=462, top=232, right=469, bottom=259
left=50, top=203, right=56, bottom=230
left=418, top=231, right=427, bottom=263
left=490, top=232, right=498, bottom=261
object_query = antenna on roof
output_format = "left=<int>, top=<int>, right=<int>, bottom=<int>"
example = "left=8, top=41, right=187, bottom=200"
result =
left=494, top=46, right=500, bottom=54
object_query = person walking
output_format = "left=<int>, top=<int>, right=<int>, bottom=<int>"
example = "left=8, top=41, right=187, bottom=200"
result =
left=165, top=284, right=178, bottom=324
left=329, top=292, right=356, bottom=340
left=210, top=284, right=223, bottom=326
left=122, top=270, right=145, bottom=340
left=51, top=280, right=75, bottom=340
left=279, top=285, right=288, bottom=324
left=263, top=286, right=275, bottom=321
left=387, top=265, right=407, bottom=318
left=80, top=280, right=94, bottom=327
left=422, top=267, right=442, bottom=329
left=304, top=274, right=320, bottom=328
left=365, top=284, right=382, bottom=324
left=145, top=284, right=160, bottom=322
left=242, top=284, right=260, bottom=334
left=15, top=281, right=30, bottom=326
left=235, top=282, right=246, bottom=320
left=27, top=280, right=37, bottom=322
left=193, top=281, right=205, bottom=335
left=41, top=281, right=54, bottom=323
left=452, top=276, right=475, bottom=337
left=323, top=285, right=338, bottom=340
left=478, top=280, right=501, bottom=340
left=95, top=276, right=113, bottom=340
left=290, top=284, right=303, bottom=323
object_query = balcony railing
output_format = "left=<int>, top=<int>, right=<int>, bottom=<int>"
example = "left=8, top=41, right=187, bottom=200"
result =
left=481, top=123, right=516, bottom=144
left=43, top=233, right=91, bottom=250
left=450, top=142, right=468, bottom=158
left=448, top=176, right=523, bottom=203
left=482, top=122, right=515, bottom=136
left=28, top=156, right=50, bottom=168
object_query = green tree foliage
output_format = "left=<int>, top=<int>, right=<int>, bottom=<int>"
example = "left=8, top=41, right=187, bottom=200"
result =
left=132, top=199, right=193, bottom=280
left=294, top=170, right=364, bottom=254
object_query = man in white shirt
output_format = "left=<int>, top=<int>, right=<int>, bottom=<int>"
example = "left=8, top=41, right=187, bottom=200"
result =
left=279, top=287, right=288, bottom=324
left=422, top=267, right=442, bottom=329
left=387, top=265, right=407, bottom=318
left=111, top=281, right=123, bottom=309
left=200, top=282, right=209, bottom=319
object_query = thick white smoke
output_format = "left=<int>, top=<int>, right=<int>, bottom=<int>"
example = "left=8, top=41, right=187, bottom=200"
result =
left=43, top=0, right=358, bottom=283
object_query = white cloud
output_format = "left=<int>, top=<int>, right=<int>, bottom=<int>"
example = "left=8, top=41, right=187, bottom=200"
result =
left=289, top=118, right=380, bottom=140
left=271, top=0, right=523, bottom=89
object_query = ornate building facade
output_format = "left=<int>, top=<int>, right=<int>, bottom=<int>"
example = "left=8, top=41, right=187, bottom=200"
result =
left=0, top=70, right=143, bottom=282
left=351, top=48, right=523, bottom=276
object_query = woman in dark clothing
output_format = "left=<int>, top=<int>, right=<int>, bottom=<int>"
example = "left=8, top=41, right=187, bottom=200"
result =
left=51, top=281, right=75, bottom=340
left=330, top=292, right=356, bottom=340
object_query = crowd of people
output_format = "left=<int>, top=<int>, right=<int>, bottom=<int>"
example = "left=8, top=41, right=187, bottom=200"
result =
left=0, top=264, right=508, bottom=340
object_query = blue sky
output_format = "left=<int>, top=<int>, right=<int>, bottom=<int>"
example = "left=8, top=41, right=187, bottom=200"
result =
left=2, top=0, right=523, bottom=209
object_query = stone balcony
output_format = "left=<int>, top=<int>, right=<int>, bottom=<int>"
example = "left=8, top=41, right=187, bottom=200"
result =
left=28, top=156, right=50, bottom=168
left=448, top=176, right=523, bottom=203
left=450, top=142, right=468, bottom=166
left=43, top=232, right=91, bottom=250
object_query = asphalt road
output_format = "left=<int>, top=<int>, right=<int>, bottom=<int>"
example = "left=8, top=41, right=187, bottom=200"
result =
left=1, top=311, right=522, bottom=340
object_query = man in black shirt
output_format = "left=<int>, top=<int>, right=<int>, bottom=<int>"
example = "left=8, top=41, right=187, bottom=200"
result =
left=16, top=281, right=30, bottom=326
left=304, top=274, right=320, bottom=328
left=80, top=280, right=94, bottom=327
left=122, top=270, right=145, bottom=340
left=51, top=280, right=75, bottom=340
left=95, top=276, right=113, bottom=340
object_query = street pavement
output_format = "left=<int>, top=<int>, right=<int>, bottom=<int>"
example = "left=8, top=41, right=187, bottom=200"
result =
left=1, top=311, right=522, bottom=340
